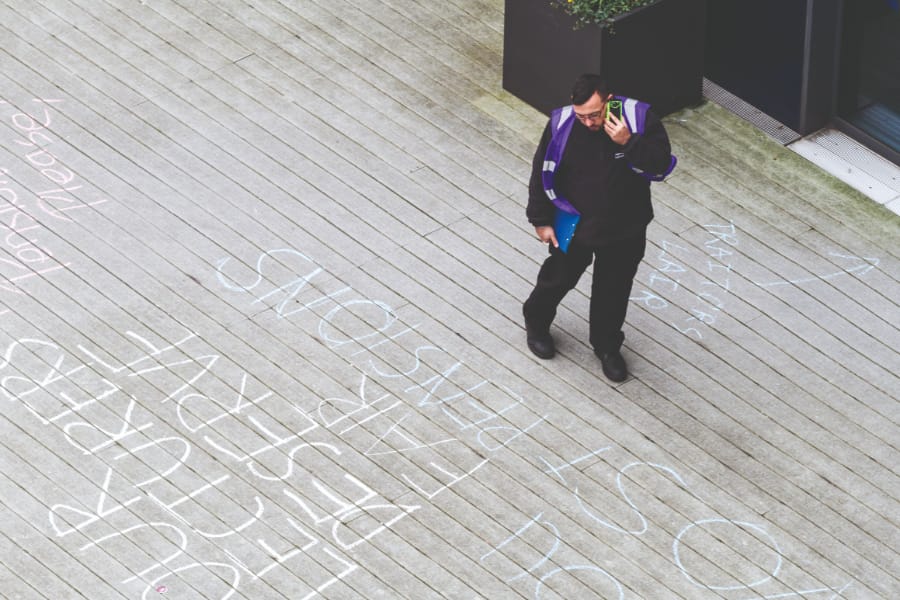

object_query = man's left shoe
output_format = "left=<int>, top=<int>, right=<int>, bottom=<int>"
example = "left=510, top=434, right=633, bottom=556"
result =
left=526, top=330, right=556, bottom=359
left=595, top=349, right=627, bottom=382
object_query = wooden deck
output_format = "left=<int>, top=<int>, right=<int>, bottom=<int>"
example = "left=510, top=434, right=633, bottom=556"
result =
left=1, top=1, right=898, bottom=598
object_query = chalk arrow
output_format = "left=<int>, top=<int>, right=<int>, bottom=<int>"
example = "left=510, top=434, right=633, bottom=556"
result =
left=755, top=253, right=879, bottom=288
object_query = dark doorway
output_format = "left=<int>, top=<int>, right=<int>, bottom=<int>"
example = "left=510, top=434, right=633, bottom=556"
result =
left=705, top=0, right=808, bottom=129
left=837, top=0, right=900, bottom=160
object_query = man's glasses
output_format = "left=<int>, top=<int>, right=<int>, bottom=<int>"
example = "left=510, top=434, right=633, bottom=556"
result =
left=574, top=110, right=604, bottom=123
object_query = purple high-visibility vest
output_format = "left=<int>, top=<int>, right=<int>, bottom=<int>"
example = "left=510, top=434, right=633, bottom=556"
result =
left=541, top=96, right=677, bottom=219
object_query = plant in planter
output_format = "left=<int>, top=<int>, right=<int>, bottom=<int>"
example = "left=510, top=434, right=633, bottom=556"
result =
left=554, top=0, right=661, bottom=29
left=503, top=0, right=706, bottom=117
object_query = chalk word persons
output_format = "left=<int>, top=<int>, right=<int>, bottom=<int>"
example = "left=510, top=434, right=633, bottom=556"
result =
left=216, top=248, right=546, bottom=455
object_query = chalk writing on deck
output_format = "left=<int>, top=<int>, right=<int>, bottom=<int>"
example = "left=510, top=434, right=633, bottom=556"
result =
left=480, top=511, right=625, bottom=599
left=633, top=222, right=740, bottom=340
left=2, top=327, right=370, bottom=598
left=4, top=242, right=548, bottom=597
left=478, top=444, right=855, bottom=599
left=216, top=247, right=547, bottom=456
left=7, top=232, right=867, bottom=598
left=1, top=97, right=109, bottom=304
left=753, top=252, right=879, bottom=288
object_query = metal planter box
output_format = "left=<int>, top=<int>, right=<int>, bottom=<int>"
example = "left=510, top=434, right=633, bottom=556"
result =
left=503, top=0, right=707, bottom=117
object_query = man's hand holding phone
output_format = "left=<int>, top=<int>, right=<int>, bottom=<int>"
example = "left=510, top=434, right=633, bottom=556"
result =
left=604, top=100, right=631, bottom=145
left=606, top=99, right=622, bottom=121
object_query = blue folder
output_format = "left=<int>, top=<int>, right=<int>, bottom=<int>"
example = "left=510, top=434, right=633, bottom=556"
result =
left=554, top=209, right=580, bottom=253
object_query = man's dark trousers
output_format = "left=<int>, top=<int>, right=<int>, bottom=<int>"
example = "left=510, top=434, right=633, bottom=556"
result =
left=523, top=232, right=646, bottom=353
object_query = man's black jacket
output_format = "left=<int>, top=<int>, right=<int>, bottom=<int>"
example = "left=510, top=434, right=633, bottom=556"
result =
left=526, top=109, right=672, bottom=245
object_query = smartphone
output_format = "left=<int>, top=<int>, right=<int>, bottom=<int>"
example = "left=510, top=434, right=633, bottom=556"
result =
left=606, top=100, right=622, bottom=121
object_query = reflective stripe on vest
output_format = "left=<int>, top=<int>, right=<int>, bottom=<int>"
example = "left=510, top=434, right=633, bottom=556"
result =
left=541, top=105, right=579, bottom=215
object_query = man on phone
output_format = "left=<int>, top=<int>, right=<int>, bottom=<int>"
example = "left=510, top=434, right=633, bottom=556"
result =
left=522, top=73, right=673, bottom=382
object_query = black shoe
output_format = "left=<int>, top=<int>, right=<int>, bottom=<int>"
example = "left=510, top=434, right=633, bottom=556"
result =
left=595, top=349, right=627, bottom=382
left=527, top=331, right=555, bottom=359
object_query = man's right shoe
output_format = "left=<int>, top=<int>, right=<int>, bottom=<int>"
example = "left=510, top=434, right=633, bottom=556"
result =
left=595, top=349, right=627, bottom=382
left=527, top=331, right=556, bottom=359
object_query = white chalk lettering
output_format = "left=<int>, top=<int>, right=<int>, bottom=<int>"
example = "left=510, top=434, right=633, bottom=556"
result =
left=49, top=467, right=141, bottom=537
left=63, top=395, right=153, bottom=455
left=402, top=457, right=489, bottom=500
left=79, top=522, right=188, bottom=585
left=480, top=513, right=561, bottom=582
left=673, top=518, right=782, bottom=591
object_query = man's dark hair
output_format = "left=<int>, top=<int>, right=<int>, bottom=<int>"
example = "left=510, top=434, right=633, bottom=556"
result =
left=571, top=74, right=609, bottom=105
